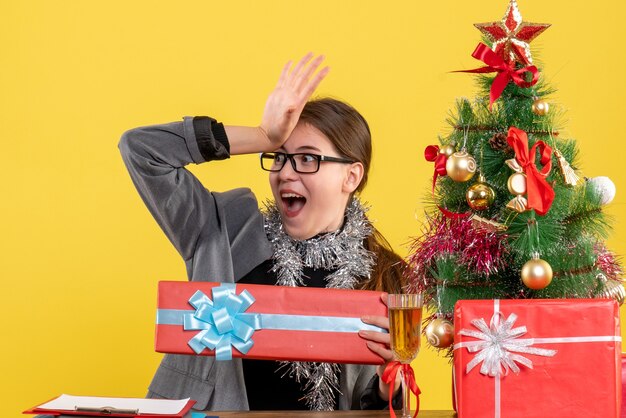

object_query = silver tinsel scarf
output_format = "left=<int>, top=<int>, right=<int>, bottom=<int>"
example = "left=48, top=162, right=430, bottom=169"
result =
left=263, top=197, right=375, bottom=410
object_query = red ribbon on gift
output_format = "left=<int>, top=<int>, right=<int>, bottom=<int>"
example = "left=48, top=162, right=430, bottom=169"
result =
left=456, top=43, right=539, bottom=109
left=424, top=145, right=448, bottom=194
left=383, top=361, right=421, bottom=418
left=506, top=127, right=555, bottom=216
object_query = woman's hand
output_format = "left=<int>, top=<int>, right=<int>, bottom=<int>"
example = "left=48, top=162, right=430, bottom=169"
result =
left=259, top=52, right=329, bottom=149
left=359, top=293, right=402, bottom=401
left=226, top=53, right=329, bottom=155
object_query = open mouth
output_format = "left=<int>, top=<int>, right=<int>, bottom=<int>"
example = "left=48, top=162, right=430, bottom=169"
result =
left=281, top=192, right=307, bottom=218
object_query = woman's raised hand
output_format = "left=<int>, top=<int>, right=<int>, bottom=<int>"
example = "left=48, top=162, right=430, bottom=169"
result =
left=259, top=53, right=329, bottom=149
left=224, top=53, right=328, bottom=155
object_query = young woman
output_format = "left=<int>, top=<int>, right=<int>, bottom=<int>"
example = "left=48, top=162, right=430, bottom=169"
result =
left=118, top=53, right=405, bottom=411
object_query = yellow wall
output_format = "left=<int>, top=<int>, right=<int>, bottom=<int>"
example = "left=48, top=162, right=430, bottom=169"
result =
left=2, top=1, right=625, bottom=416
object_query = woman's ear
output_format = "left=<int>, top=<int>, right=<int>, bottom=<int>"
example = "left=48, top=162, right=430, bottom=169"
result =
left=342, top=162, right=365, bottom=194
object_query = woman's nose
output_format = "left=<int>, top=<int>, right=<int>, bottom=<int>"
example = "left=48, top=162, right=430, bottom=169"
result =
left=278, top=157, right=299, bottom=180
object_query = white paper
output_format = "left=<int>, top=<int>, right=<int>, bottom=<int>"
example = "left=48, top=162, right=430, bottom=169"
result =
left=37, top=394, right=190, bottom=414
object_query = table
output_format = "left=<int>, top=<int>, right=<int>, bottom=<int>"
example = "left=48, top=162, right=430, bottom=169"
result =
left=215, top=411, right=456, bottom=417
left=48, top=410, right=456, bottom=418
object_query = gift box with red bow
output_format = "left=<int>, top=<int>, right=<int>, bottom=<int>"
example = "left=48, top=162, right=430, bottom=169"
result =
left=155, top=281, right=387, bottom=364
left=453, top=299, right=621, bottom=418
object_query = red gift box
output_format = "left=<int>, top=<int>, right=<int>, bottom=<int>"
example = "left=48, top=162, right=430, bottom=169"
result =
left=155, top=281, right=387, bottom=364
left=454, top=299, right=621, bottom=418
left=621, top=353, right=626, bottom=418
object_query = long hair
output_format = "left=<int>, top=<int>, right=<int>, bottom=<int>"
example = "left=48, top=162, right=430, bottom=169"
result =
left=299, top=98, right=406, bottom=294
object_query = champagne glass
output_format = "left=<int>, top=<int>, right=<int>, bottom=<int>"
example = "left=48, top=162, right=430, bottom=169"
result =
left=388, top=293, right=423, bottom=418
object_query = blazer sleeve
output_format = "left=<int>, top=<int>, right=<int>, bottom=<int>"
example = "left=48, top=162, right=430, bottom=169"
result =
left=359, top=373, right=403, bottom=410
left=118, top=116, right=229, bottom=262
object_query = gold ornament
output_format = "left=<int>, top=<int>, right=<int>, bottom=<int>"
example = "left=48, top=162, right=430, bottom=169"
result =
left=425, top=317, right=455, bottom=349
left=507, top=172, right=527, bottom=195
left=597, top=274, right=626, bottom=306
left=507, top=196, right=528, bottom=212
left=521, top=256, right=553, bottom=290
left=466, top=174, right=496, bottom=211
left=554, top=149, right=579, bottom=186
left=469, top=214, right=508, bottom=232
left=505, top=159, right=529, bottom=212
left=439, top=144, right=456, bottom=157
left=446, top=151, right=477, bottom=182
left=531, top=99, right=550, bottom=116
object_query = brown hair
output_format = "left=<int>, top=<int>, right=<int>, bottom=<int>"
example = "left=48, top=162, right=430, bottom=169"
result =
left=299, top=98, right=407, bottom=294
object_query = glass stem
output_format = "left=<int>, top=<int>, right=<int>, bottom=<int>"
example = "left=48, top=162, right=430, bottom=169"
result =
left=401, top=368, right=411, bottom=418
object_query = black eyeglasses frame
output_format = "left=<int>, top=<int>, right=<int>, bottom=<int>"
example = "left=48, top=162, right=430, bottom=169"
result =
left=259, top=152, right=355, bottom=174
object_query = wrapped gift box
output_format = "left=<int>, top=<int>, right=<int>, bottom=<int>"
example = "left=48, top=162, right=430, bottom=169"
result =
left=155, top=281, right=387, bottom=364
left=622, top=353, right=626, bottom=418
left=454, top=299, right=621, bottom=418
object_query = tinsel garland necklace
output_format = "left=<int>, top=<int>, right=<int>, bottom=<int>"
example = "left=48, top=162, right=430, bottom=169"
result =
left=263, top=197, right=375, bottom=411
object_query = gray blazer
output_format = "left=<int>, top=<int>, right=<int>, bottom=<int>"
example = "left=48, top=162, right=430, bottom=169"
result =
left=119, top=117, right=396, bottom=411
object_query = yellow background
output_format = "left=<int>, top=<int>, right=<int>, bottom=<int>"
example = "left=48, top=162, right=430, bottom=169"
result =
left=2, top=1, right=625, bottom=416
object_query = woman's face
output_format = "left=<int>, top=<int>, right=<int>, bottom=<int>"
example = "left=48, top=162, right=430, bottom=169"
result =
left=269, top=123, right=363, bottom=240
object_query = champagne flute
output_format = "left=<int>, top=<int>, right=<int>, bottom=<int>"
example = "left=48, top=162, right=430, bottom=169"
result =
left=388, top=293, right=423, bottom=418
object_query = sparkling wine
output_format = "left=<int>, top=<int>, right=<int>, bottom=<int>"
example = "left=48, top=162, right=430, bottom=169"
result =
left=389, top=307, right=422, bottom=363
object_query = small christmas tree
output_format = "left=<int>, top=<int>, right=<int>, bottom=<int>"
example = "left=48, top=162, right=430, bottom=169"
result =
left=407, top=0, right=624, bottom=352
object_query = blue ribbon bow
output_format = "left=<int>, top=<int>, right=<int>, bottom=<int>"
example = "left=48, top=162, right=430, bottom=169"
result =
left=184, top=284, right=261, bottom=360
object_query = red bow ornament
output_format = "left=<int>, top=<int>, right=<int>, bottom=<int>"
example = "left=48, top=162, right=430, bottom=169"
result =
left=505, top=127, right=555, bottom=216
left=382, top=361, right=421, bottom=418
left=424, top=145, right=450, bottom=194
left=457, top=43, right=539, bottom=109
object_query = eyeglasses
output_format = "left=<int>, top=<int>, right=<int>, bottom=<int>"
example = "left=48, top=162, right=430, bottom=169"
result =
left=260, top=152, right=355, bottom=174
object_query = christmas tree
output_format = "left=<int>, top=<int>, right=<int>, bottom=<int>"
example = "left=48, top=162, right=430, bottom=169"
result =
left=407, top=0, right=625, bottom=352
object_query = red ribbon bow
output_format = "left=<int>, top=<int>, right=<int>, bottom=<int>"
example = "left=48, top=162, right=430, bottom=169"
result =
left=425, top=145, right=472, bottom=219
left=424, top=145, right=448, bottom=194
left=457, top=43, right=539, bottom=109
left=506, top=127, right=555, bottom=216
left=382, top=361, right=421, bottom=418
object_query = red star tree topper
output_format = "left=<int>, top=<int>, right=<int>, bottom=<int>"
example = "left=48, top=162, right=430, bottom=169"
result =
left=474, top=0, right=550, bottom=65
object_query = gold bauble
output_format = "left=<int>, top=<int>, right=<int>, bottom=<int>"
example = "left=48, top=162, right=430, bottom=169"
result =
left=439, top=144, right=456, bottom=157
left=466, top=176, right=496, bottom=211
left=597, top=274, right=626, bottom=306
left=425, top=317, right=454, bottom=349
left=507, top=172, right=527, bottom=196
left=531, top=99, right=550, bottom=116
left=521, top=257, right=553, bottom=290
left=446, top=151, right=476, bottom=182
